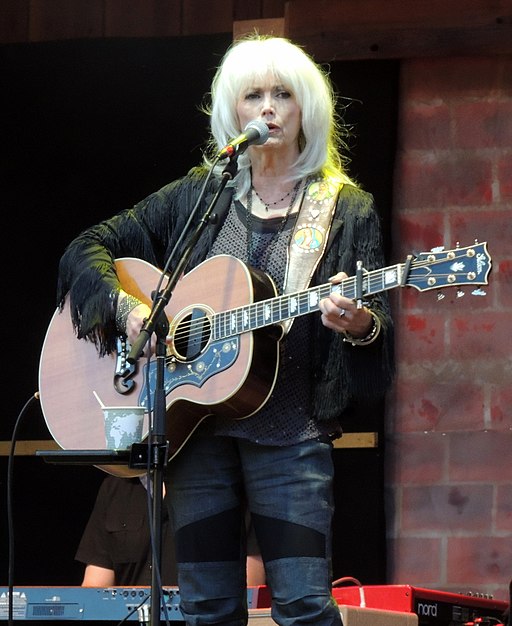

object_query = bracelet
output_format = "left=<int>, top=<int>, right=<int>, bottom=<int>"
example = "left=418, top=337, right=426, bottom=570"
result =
left=115, top=293, right=143, bottom=334
left=342, top=310, right=381, bottom=346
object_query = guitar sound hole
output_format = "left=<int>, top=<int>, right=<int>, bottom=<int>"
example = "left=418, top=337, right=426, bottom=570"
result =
left=173, top=308, right=211, bottom=361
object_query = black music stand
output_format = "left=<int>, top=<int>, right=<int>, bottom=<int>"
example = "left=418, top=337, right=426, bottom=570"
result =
left=36, top=449, right=132, bottom=466
left=36, top=445, right=162, bottom=626
left=37, top=154, right=241, bottom=626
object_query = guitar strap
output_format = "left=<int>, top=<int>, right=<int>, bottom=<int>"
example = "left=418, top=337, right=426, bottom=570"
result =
left=281, top=176, right=342, bottom=334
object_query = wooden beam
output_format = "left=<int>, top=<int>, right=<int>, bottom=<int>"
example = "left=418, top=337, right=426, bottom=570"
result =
left=28, top=0, right=103, bottom=42
left=0, top=440, right=61, bottom=456
left=284, top=0, right=512, bottom=61
left=233, top=17, right=285, bottom=39
left=1, top=0, right=29, bottom=44
left=333, top=432, right=378, bottom=449
left=104, top=0, right=182, bottom=38
left=0, top=433, right=378, bottom=456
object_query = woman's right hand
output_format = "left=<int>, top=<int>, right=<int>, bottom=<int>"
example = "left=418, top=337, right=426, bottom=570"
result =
left=117, top=291, right=155, bottom=355
left=125, top=302, right=154, bottom=353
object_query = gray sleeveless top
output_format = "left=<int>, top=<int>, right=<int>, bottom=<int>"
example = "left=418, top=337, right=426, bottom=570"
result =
left=205, top=198, right=340, bottom=446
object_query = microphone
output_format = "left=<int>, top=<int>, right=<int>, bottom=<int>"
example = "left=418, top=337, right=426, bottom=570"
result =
left=217, top=119, right=269, bottom=159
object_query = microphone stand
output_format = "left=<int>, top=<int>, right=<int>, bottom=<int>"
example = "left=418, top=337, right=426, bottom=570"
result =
left=127, top=156, right=239, bottom=626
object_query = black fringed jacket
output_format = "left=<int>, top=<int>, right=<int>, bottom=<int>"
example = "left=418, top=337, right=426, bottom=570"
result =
left=57, top=166, right=395, bottom=422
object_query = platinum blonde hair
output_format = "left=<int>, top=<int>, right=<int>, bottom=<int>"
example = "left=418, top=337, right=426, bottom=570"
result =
left=204, top=35, right=354, bottom=199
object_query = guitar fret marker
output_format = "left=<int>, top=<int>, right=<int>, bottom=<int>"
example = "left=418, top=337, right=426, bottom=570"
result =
left=385, top=269, right=398, bottom=285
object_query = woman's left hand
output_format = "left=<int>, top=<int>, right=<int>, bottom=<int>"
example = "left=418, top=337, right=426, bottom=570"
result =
left=318, top=271, right=374, bottom=337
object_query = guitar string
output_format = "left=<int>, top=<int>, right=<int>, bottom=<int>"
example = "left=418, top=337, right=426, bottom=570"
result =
left=164, top=252, right=478, bottom=342
left=162, top=244, right=487, bottom=347
left=164, top=257, right=476, bottom=347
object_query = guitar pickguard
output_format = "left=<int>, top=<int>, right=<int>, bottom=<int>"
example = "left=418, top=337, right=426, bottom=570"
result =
left=138, top=337, right=240, bottom=408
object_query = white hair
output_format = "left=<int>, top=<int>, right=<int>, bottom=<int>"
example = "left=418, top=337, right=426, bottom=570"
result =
left=204, top=35, right=354, bottom=198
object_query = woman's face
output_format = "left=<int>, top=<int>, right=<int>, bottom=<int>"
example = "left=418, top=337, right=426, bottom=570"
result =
left=236, top=73, right=302, bottom=155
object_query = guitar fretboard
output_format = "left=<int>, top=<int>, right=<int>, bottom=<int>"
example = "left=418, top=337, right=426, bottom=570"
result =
left=213, top=263, right=402, bottom=340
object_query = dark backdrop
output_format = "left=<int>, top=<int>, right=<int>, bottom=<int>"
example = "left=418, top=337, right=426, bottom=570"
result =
left=0, top=34, right=398, bottom=586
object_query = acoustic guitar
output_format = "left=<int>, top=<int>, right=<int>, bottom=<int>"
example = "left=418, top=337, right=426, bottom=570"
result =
left=38, top=243, right=491, bottom=476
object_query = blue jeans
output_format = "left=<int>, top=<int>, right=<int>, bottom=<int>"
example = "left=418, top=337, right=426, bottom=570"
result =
left=165, top=433, right=342, bottom=626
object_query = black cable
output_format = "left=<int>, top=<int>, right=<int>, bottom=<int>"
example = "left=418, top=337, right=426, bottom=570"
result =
left=6, top=391, right=40, bottom=625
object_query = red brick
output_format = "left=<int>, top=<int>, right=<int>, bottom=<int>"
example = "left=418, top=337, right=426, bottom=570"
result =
left=393, top=212, right=445, bottom=256
left=391, top=381, right=485, bottom=433
left=496, top=259, right=512, bottom=308
left=395, top=312, right=447, bottom=362
left=396, top=155, right=493, bottom=210
left=386, top=537, right=442, bottom=584
left=490, top=385, right=512, bottom=430
left=451, top=211, right=512, bottom=259
left=385, top=433, right=447, bottom=485
left=392, top=270, right=488, bottom=312
left=400, top=103, right=452, bottom=151
left=442, top=284, right=490, bottom=310
left=449, top=311, right=511, bottom=359
left=402, top=485, right=494, bottom=532
left=450, top=431, right=512, bottom=482
left=496, top=484, right=512, bottom=532
left=393, top=285, right=425, bottom=311
left=401, top=57, right=512, bottom=101
left=447, top=536, right=512, bottom=591
left=453, top=101, right=512, bottom=150
left=498, top=156, right=512, bottom=201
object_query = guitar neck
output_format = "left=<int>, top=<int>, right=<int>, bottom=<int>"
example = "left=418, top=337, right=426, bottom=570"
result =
left=212, top=263, right=402, bottom=340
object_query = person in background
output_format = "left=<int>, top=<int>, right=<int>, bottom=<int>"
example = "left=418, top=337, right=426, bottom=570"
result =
left=76, top=474, right=265, bottom=587
left=58, top=34, right=394, bottom=625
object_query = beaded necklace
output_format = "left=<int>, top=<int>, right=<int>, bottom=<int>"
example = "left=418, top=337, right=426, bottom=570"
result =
left=246, top=179, right=302, bottom=269
left=251, top=182, right=297, bottom=211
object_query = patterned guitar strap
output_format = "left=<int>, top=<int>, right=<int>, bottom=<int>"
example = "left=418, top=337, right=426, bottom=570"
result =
left=281, top=176, right=343, bottom=335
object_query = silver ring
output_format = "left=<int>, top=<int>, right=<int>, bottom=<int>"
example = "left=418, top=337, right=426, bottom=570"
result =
left=339, top=308, right=346, bottom=318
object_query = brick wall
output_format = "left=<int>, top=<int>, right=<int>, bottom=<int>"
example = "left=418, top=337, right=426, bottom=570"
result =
left=385, top=55, right=512, bottom=602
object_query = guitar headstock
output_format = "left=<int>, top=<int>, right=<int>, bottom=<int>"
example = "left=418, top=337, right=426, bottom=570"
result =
left=405, top=242, right=491, bottom=293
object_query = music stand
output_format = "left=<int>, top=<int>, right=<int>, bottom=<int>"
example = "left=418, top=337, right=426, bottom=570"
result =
left=37, top=154, right=240, bottom=626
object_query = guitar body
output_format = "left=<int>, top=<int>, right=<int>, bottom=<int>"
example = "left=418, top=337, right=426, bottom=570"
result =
left=38, top=255, right=280, bottom=476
